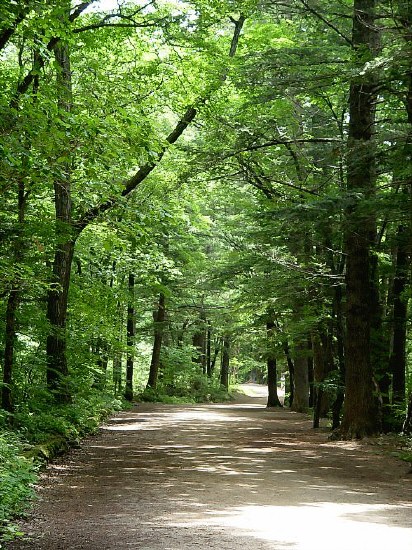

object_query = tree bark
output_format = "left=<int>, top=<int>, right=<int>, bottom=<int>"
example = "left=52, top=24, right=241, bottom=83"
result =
left=220, top=336, right=230, bottom=390
left=403, top=393, right=412, bottom=435
left=206, top=320, right=212, bottom=377
left=396, top=0, right=412, bottom=432
left=283, top=342, right=295, bottom=407
left=266, top=319, right=282, bottom=407
left=192, top=309, right=207, bottom=374
left=113, top=353, right=122, bottom=395
left=308, top=336, right=314, bottom=408
left=124, top=273, right=135, bottom=401
left=46, top=36, right=74, bottom=403
left=2, top=289, right=19, bottom=413
left=291, top=344, right=309, bottom=413
left=210, top=338, right=221, bottom=376
left=340, top=0, right=381, bottom=438
left=146, top=293, right=166, bottom=390
left=312, top=329, right=334, bottom=428
left=1, top=157, right=27, bottom=413
left=389, top=225, right=409, bottom=406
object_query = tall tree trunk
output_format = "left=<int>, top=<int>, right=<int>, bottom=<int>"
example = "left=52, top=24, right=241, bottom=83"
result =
left=2, top=174, right=26, bottom=413
left=220, top=336, right=230, bottom=390
left=206, top=320, right=212, bottom=378
left=389, top=225, right=409, bottom=406
left=46, top=27, right=74, bottom=403
left=308, top=336, right=314, bottom=408
left=312, top=330, right=333, bottom=428
left=210, top=338, right=221, bottom=376
left=403, top=394, right=412, bottom=435
left=312, top=332, right=325, bottom=429
left=2, top=48, right=36, bottom=412
left=283, top=342, right=295, bottom=407
left=124, top=273, right=135, bottom=401
left=397, top=0, right=412, bottom=431
left=266, top=319, right=282, bottom=407
left=331, top=285, right=345, bottom=431
left=2, top=289, right=19, bottom=413
left=341, top=0, right=381, bottom=438
left=146, top=293, right=166, bottom=390
left=291, top=344, right=309, bottom=413
left=113, top=353, right=122, bottom=396
left=192, top=308, right=206, bottom=374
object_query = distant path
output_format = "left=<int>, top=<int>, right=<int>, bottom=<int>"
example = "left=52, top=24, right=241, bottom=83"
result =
left=7, top=384, right=412, bottom=549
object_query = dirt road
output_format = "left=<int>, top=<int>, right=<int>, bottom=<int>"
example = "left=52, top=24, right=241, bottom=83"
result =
left=6, top=385, right=412, bottom=549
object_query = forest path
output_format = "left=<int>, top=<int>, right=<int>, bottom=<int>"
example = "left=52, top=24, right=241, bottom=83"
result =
left=7, top=384, right=412, bottom=549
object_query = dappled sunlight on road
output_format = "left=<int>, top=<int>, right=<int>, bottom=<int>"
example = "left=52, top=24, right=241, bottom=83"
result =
left=169, top=502, right=412, bottom=549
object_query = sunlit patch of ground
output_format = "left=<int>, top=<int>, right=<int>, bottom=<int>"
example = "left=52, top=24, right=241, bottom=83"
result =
left=170, top=502, right=412, bottom=550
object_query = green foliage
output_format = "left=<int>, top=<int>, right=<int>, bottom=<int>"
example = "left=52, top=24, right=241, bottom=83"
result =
left=15, top=392, right=126, bottom=446
left=0, top=432, right=37, bottom=541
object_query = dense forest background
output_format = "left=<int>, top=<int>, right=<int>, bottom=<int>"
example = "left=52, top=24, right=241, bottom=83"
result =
left=0, top=0, right=411, bottom=536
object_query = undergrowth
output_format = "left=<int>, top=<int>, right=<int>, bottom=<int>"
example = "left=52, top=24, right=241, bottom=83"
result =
left=0, top=391, right=127, bottom=544
left=0, top=431, right=37, bottom=543
left=139, top=375, right=232, bottom=404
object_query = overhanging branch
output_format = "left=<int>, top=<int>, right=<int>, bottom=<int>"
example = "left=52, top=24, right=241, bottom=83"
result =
left=75, top=16, right=246, bottom=235
left=10, top=1, right=96, bottom=109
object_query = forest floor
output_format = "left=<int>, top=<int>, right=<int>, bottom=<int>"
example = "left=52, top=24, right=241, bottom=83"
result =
left=5, top=384, right=412, bottom=550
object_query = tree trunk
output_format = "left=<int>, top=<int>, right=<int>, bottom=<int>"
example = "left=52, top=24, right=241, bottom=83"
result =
left=113, top=353, right=122, bottom=395
left=331, top=284, right=345, bottom=431
left=291, top=344, right=309, bottom=413
left=2, top=289, right=19, bottom=413
left=266, top=319, right=282, bottom=407
left=397, top=0, right=412, bottom=432
left=312, top=333, right=325, bottom=429
left=312, top=329, right=334, bottom=428
left=340, top=0, right=381, bottom=438
left=389, top=225, right=409, bottom=406
left=210, top=338, right=220, bottom=376
left=220, top=336, right=230, bottom=390
left=2, top=171, right=27, bottom=413
left=46, top=240, right=75, bottom=402
left=206, top=320, right=212, bottom=377
left=308, top=336, right=314, bottom=408
left=192, top=309, right=206, bottom=374
left=403, top=393, right=412, bottom=435
left=124, top=273, right=135, bottom=401
left=283, top=342, right=295, bottom=407
left=146, top=292, right=166, bottom=390
left=46, top=32, right=73, bottom=403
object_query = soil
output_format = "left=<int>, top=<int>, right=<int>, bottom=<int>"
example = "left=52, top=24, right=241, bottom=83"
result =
left=5, top=384, right=412, bottom=550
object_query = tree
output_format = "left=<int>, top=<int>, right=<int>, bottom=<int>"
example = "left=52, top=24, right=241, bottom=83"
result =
left=266, top=317, right=282, bottom=407
left=340, top=0, right=382, bottom=438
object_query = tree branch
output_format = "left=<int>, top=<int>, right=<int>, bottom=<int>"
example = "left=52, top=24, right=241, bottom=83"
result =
left=72, top=10, right=162, bottom=33
left=298, top=0, right=352, bottom=46
left=0, top=2, right=29, bottom=52
left=73, top=21, right=157, bottom=32
left=75, top=16, right=246, bottom=235
left=76, top=105, right=199, bottom=233
left=223, top=137, right=341, bottom=159
left=9, top=1, right=96, bottom=110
